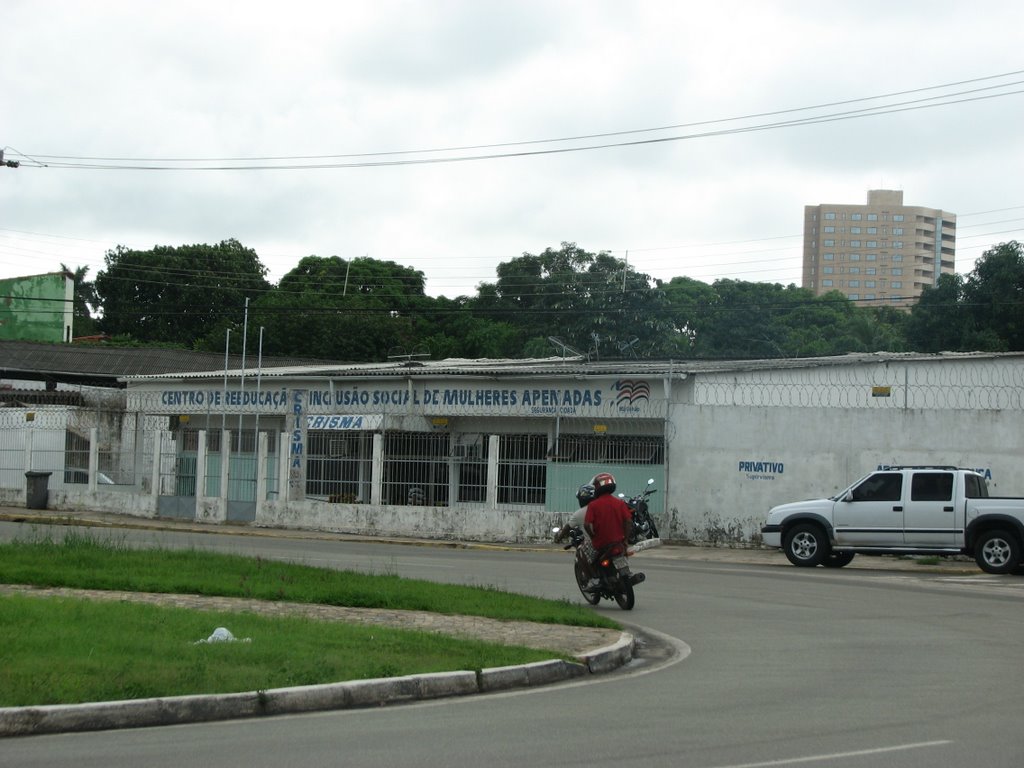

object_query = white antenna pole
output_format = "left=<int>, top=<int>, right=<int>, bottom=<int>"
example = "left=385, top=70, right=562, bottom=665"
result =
left=238, top=297, right=249, bottom=443
left=222, top=329, right=230, bottom=433
left=254, top=326, right=264, bottom=454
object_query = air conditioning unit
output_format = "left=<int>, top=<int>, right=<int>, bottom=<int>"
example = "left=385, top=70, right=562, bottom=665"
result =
left=451, top=440, right=480, bottom=459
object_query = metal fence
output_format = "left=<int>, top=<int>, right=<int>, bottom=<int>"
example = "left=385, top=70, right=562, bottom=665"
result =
left=0, top=405, right=666, bottom=516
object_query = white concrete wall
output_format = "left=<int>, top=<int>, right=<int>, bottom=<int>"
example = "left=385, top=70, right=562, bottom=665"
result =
left=665, top=404, right=1024, bottom=546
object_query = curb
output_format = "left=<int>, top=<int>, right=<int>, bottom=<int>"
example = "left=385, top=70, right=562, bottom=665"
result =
left=0, top=632, right=635, bottom=737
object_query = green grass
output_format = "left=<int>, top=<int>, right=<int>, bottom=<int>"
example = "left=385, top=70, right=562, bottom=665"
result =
left=0, top=595, right=561, bottom=707
left=0, top=530, right=615, bottom=628
left=0, top=530, right=617, bottom=707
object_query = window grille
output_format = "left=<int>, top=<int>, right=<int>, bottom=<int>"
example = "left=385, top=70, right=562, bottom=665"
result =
left=382, top=431, right=450, bottom=506
left=307, top=431, right=372, bottom=502
left=497, top=434, right=547, bottom=505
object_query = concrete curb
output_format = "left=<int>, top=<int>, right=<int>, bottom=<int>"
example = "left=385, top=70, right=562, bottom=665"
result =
left=0, top=631, right=635, bottom=737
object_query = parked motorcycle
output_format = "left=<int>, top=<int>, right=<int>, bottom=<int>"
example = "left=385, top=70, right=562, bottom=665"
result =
left=620, top=478, right=660, bottom=544
left=552, top=523, right=642, bottom=610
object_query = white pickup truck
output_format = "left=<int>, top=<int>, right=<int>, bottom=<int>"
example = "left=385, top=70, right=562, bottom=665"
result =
left=761, top=466, right=1024, bottom=574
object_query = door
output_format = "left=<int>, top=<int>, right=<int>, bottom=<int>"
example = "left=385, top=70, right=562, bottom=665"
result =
left=903, top=471, right=957, bottom=546
left=832, top=471, right=905, bottom=546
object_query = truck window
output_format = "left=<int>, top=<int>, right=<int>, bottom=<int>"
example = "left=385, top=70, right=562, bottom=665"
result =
left=964, top=474, right=989, bottom=499
left=910, top=472, right=953, bottom=502
left=851, top=472, right=903, bottom=502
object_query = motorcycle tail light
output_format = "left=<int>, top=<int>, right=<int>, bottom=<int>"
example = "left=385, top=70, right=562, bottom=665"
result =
left=599, top=558, right=611, bottom=567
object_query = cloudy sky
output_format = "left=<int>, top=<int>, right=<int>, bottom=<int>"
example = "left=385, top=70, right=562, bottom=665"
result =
left=2, top=0, right=1023, bottom=299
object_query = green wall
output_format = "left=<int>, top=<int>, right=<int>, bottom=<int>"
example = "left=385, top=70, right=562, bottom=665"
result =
left=0, top=273, right=73, bottom=342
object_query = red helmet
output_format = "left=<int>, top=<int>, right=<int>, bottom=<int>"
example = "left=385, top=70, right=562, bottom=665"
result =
left=591, top=472, right=617, bottom=495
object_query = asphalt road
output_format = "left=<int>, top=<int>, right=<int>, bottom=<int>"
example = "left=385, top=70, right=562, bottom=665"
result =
left=3, top=521, right=1023, bottom=767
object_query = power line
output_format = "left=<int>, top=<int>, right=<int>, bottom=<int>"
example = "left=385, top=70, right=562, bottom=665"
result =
left=7, top=73, right=1024, bottom=171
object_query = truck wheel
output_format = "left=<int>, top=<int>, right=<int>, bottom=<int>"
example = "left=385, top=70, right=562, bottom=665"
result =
left=823, top=551, right=855, bottom=568
left=974, top=529, right=1021, bottom=575
left=783, top=523, right=828, bottom=567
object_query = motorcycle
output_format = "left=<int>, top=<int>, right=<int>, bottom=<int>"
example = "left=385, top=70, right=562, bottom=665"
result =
left=552, top=522, right=643, bottom=610
left=620, top=478, right=660, bottom=544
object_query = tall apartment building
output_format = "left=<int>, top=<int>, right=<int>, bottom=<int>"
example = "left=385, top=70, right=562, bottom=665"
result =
left=802, top=189, right=956, bottom=308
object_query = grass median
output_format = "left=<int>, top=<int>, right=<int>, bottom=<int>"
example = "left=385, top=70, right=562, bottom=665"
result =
left=0, top=530, right=618, bottom=707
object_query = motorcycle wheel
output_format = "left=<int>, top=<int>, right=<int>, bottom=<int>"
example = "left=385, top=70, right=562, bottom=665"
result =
left=613, top=578, right=635, bottom=611
left=574, top=559, right=600, bottom=605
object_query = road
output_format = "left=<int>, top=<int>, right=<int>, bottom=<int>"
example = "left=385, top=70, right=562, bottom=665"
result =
left=2, top=521, right=1023, bottom=767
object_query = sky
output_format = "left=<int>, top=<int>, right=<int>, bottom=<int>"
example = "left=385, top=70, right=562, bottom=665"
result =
left=2, top=0, right=1023, bottom=300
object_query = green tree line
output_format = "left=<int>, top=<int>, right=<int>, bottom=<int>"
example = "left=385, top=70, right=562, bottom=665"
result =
left=67, top=239, right=1024, bottom=361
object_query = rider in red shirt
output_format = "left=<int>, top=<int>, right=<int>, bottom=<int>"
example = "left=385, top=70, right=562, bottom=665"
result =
left=583, top=472, right=645, bottom=588
left=584, top=472, right=633, bottom=552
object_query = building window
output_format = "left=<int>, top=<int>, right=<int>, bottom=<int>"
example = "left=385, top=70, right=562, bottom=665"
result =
left=866, top=241, right=877, bottom=248
left=865, top=253, right=877, bottom=261
left=496, top=434, right=548, bottom=505
left=850, top=227, right=861, bottom=234
left=848, top=280, right=860, bottom=288
left=892, top=241, right=904, bottom=248
left=823, top=253, right=834, bottom=260
left=867, top=227, right=877, bottom=234
left=892, top=254, right=903, bottom=262
left=849, top=294, right=860, bottom=300
left=866, top=267, right=876, bottom=275
left=822, top=279, right=833, bottom=287
left=891, top=281, right=902, bottom=288
left=850, top=240, right=861, bottom=247
left=849, top=253, right=861, bottom=261
left=893, top=214, right=904, bottom=221
left=865, top=281, right=876, bottom=288
left=307, top=431, right=374, bottom=502
left=867, top=213, right=878, bottom=221
left=823, top=266, right=834, bottom=274
left=892, top=268, right=903, bottom=276
left=382, top=431, right=450, bottom=506
left=824, top=212, right=836, bottom=219
left=851, top=213, right=862, bottom=220
left=824, top=239, right=835, bottom=247
left=893, top=227, right=904, bottom=235
left=823, top=226, right=835, bottom=233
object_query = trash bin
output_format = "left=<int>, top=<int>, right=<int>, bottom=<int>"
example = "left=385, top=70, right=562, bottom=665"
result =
left=25, top=471, right=52, bottom=510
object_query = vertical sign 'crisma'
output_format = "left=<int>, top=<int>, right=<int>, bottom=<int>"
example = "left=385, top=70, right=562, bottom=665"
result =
left=288, top=389, right=307, bottom=500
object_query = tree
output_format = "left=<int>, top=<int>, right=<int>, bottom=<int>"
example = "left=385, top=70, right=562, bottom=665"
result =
left=962, top=241, right=1024, bottom=351
left=95, top=240, right=271, bottom=347
left=235, top=256, right=433, bottom=362
left=653, top=276, right=718, bottom=357
left=656, top=278, right=900, bottom=358
left=60, top=263, right=100, bottom=338
left=473, top=243, right=669, bottom=358
left=904, top=273, right=968, bottom=352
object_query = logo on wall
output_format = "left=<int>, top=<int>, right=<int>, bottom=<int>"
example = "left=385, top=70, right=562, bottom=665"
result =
left=613, top=379, right=650, bottom=411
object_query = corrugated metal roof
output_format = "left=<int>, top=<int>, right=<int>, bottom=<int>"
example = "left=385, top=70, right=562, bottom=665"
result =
left=120, top=350, right=1024, bottom=383
left=0, top=340, right=348, bottom=387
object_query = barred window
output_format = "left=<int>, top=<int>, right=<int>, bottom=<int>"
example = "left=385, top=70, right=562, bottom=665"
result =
left=382, top=431, right=450, bottom=506
left=307, top=431, right=373, bottom=502
left=452, top=434, right=489, bottom=503
left=497, top=434, right=547, bottom=505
